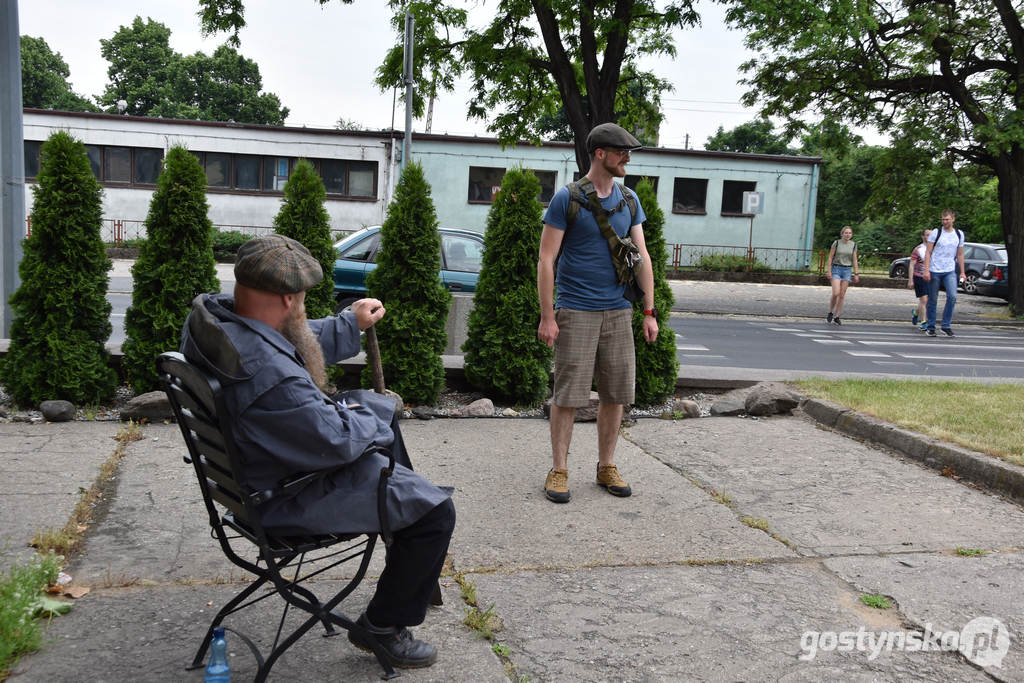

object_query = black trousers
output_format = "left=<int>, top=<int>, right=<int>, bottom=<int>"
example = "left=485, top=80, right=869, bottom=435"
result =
left=366, top=497, right=455, bottom=627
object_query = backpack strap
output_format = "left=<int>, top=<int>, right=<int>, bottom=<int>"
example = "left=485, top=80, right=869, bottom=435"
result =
left=566, top=178, right=636, bottom=228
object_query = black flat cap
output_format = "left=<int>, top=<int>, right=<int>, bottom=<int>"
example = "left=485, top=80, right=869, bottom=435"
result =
left=586, top=122, right=643, bottom=154
left=234, top=235, right=323, bottom=294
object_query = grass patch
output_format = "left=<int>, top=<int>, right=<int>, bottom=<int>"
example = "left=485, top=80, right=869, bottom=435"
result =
left=740, top=516, right=769, bottom=531
left=711, top=490, right=734, bottom=507
left=955, top=547, right=988, bottom=557
left=859, top=593, right=891, bottom=609
left=0, top=552, right=62, bottom=679
left=793, top=379, right=1024, bottom=466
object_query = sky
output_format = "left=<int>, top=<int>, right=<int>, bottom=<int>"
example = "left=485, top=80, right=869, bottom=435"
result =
left=16, top=0, right=879, bottom=151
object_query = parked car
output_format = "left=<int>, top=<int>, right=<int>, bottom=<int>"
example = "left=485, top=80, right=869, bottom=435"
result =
left=888, top=242, right=1006, bottom=294
left=332, top=226, right=485, bottom=310
left=976, top=261, right=1011, bottom=301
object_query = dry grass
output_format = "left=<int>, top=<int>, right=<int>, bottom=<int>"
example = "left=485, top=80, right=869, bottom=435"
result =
left=794, top=379, right=1024, bottom=466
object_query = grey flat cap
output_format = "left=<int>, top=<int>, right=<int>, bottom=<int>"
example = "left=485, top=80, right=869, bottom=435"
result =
left=234, top=235, right=323, bottom=294
left=586, top=123, right=642, bottom=154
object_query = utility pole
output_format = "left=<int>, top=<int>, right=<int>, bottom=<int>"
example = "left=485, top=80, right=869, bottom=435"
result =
left=402, top=11, right=414, bottom=171
left=0, top=0, right=25, bottom=337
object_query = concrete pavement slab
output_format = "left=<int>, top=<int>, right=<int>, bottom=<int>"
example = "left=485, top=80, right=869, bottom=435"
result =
left=0, top=422, right=121, bottom=572
left=625, top=417, right=1024, bottom=556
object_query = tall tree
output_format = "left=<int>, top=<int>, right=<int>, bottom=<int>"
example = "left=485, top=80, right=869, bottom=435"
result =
left=705, top=119, right=793, bottom=155
left=722, top=0, right=1024, bottom=310
left=273, top=159, right=336, bottom=320
left=198, top=0, right=699, bottom=171
left=121, top=147, right=220, bottom=392
left=363, top=162, right=450, bottom=405
left=100, top=16, right=287, bottom=124
left=462, top=168, right=551, bottom=406
left=0, top=132, right=116, bottom=406
left=20, top=36, right=98, bottom=112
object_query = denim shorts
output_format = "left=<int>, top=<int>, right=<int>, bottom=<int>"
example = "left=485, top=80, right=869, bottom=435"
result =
left=831, top=265, right=853, bottom=281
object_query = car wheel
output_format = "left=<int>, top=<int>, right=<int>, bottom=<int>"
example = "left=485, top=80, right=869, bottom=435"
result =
left=963, top=272, right=979, bottom=294
left=334, top=296, right=359, bottom=315
left=891, top=263, right=907, bottom=279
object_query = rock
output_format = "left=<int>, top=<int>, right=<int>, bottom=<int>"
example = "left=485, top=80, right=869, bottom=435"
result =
left=120, top=391, right=174, bottom=422
left=382, top=389, right=403, bottom=417
left=710, top=399, right=746, bottom=416
left=465, top=398, right=494, bottom=417
left=744, top=382, right=804, bottom=417
left=672, top=399, right=701, bottom=418
left=40, top=400, right=76, bottom=422
left=501, top=407, right=518, bottom=417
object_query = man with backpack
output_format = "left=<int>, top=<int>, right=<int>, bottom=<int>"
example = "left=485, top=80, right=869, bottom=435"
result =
left=922, top=209, right=967, bottom=337
left=536, top=122, right=659, bottom=504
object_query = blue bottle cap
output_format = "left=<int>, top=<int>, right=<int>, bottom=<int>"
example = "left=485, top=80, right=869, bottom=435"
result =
left=213, top=627, right=225, bottom=638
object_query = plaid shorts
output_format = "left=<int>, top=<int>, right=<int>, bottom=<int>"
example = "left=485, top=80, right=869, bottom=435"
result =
left=552, top=308, right=635, bottom=407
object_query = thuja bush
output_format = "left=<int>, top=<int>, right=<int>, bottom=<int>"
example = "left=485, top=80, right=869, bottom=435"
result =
left=463, top=168, right=551, bottom=405
left=122, top=146, right=219, bottom=392
left=273, top=159, right=335, bottom=319
left=696, top=253, right=770, bottom=272
left=364, top=162, right=450, bottom=405
left=0, top=131, right=116, bottom=406
left=210, top=229, right=252, bottom=261
left=631, top=178, right=679, bottom=406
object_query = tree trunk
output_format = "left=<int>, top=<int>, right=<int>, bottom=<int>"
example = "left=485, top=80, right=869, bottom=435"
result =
left=993, top=150, right=1024, bottom=312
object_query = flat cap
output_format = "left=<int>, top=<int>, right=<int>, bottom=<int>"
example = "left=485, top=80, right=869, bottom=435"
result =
left=586, top=122, right=642, bottom=154
left=234, top=234, right=323, bottom=294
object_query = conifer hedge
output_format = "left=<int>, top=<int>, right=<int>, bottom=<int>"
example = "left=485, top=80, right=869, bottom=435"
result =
left=0, top=131, right=116, bottom=406
left=273, top=158, right=336, bottom=319
left=631, top=178, right=679, bottom=406
left=463, top=168, right=551, bottom=405
left=364, top=162, right=450, bottom=405
left=121, top=146, right=220, bottom=392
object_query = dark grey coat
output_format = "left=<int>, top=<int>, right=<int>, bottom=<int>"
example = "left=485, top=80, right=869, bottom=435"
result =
left=180, top=293, right=452, bottom=535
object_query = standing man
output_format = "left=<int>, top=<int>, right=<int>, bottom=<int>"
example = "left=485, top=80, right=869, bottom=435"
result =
left=536, top=122, right=659, bottom=504
left=922, top=209, right=966, bottom=337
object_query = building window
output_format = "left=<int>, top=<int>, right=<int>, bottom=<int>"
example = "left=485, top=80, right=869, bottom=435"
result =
left=235, top=155, right=261, bottom=190
left=530, top=170, right=557, bottom=203
left=317, top=159, right=376, bottom=198
left=721, top=180, right=756, bottom=215
left=24, top=140, right=41, bottom=178
left=468, top=166, right=505, bottom=203
left=85, top=145, right=102, bottom=178
left=104, top=147, right=132, bottom=184
left=265, top=157, right=291, bottom=191
left=625, top=175, right=658, bottom=194
left=133, top=148, right=162, bottom=185
left=672, top=177, right=707, bottom=214
left=204, top=153, right=231, bottom=188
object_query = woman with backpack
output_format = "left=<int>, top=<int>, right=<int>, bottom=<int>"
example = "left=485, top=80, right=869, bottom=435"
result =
left=825, top=225, right=859, bottom=325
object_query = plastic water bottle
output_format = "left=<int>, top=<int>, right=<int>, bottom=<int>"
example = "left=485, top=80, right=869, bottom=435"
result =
left=912, top=309, right=919, bottom=325
left=205, top=627, right=230, bottom=682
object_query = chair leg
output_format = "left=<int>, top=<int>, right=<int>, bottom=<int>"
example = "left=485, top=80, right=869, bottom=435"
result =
left=187, top=574, right=271, bottom=669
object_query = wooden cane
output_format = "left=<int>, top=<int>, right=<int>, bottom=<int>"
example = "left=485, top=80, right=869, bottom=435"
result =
left=365, top=323, right=386, bottom=394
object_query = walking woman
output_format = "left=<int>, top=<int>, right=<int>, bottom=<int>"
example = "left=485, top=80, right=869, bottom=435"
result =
left=825, top=226, right=859, bottom=325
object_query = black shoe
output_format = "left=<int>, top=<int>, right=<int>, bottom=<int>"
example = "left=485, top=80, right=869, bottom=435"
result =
left=349, top=613, right=438, bottom=668
left=942, top=328, right=954, bottom=337
left=826, top=312, right=833, bottom=323
left=926, top=329, right=937, bottom=337
left=833, top=317, right=842, bottom=326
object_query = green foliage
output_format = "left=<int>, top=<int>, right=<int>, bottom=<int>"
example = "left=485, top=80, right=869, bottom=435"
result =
left=98, top=16, right=287, bottom=124
left=812, top=146, right=885, bottom=249
left=19, top=36, right=98, bottom=112
left=210, top=230, right=253, bottom=261
left=0, top=552, right=61, bottom=675
left=463, top=168, right=551, bottom=406
left=705, top=119, right=794, bottom=155
left=1, top=131, right=116, bottom=406
left=364, top=162, right=450, bottom=404
left=273, top=159, right=335, bottom=319
left=696, top=254, right=771, bottom=272
left=122, top=147, right=220, bottom=392
left=631, top=179, right=678, bottom=406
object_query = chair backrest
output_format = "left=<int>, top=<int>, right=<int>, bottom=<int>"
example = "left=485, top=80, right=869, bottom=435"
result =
left=157, top=352, right=258, bottom=538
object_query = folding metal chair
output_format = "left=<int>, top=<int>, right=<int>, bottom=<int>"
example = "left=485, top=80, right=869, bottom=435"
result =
left=157, top=351, right=400, bottom=681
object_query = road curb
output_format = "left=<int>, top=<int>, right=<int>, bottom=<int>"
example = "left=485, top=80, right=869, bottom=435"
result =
left=802, top=398, right=1024, bottom=505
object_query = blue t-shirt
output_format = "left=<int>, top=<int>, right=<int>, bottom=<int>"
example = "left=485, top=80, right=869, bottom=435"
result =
left=543, top=183, right=646, bottom=311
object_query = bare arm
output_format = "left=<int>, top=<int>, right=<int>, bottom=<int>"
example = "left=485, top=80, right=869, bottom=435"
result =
left=537, top=224, right=564, bottom=346
left=629, top=223, right=659, bottom=342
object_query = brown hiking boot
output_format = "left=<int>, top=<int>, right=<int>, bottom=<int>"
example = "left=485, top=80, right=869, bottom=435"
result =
left=596, top=464, right=632, bottom=497
left=544, top=468, right=571, bottom=503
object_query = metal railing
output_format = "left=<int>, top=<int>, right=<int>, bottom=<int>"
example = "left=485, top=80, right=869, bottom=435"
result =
left=668, top=243, right=905, bottom=276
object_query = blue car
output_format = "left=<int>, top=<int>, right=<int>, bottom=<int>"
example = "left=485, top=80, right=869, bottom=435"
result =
left=332, top=226, right=485, bottom=310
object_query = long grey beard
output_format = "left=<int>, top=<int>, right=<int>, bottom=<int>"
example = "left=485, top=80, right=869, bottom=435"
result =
left=281, top=314, right=329, bottom=394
